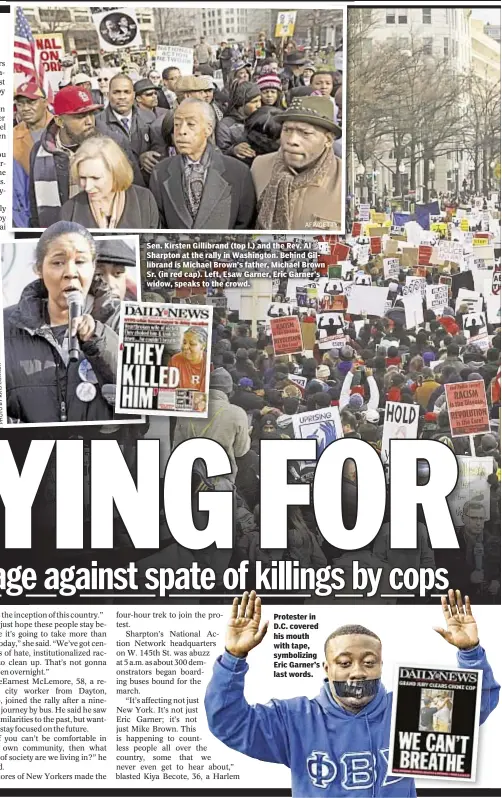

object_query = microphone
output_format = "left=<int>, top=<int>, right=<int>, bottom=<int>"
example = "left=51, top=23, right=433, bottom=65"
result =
left=66, top=289, right=83, bottom=362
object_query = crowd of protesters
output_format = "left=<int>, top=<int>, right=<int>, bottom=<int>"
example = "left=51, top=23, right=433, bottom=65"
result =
left=162, top=255, right=501, bottom=603
left=13, top=37, right=343, bottom=231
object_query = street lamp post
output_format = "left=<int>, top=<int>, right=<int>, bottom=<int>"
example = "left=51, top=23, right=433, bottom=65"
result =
left=398, top=162, right=406, bottom=208
left=453, top=162, right=459, bottom=197
left=356, top=163, right=365, bottom=201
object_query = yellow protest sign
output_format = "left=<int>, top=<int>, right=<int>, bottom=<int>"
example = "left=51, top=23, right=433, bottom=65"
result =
left=275, top=11, right=297, bottom=37
left=370, top=211, right=387, bottom=225
left=460, top=218, right=469, bottom=231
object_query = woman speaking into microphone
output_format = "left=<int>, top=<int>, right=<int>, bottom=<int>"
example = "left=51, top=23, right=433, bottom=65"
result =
left=3, top=221, right=119, bottom=424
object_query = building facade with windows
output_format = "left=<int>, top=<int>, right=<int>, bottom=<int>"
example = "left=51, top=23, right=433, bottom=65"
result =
left=354, top=7, right=477, bottom=202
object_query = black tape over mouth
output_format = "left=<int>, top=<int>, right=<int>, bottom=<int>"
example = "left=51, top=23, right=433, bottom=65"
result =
left=333, top=678, right=380, bottom=699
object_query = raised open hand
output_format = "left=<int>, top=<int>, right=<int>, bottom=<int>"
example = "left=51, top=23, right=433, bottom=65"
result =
left=434, top=589, right=479, bottom=650
left=225, top=590, right=269, bottom=658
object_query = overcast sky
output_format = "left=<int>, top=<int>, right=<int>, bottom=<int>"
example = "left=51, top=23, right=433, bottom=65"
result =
left=471, top=7, right=501, bottom=24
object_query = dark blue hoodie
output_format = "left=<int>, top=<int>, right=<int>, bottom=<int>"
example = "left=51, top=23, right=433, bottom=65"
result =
left=205, top=646, right=499, bottom=797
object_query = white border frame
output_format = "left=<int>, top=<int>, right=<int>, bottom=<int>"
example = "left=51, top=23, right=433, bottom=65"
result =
left=387, top=663, right=483, bottom=782
left=10, top=1, right=346, bottom=236
left=115, top=299, right=213, bottom=418
left=0, top=232, right=145, bottom=428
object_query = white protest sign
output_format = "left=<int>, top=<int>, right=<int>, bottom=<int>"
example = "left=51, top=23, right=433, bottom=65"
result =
left=447, top=456, right=493, bottom=524
left=291, top=406, right=344, bottom=481
left=316, top=311, right=347, bottom=349
left=455, top=289, right=483, bottom=314
left=359, top=204, right=370, bottom=221
left=402, top=291, right=424, bottom=330
left=381, top=401, right=419, bottom=464
left=347, top=285, right=389, bottom=317
left=384, top=258, right=400, bottom=279
left=426, top=284, right=448, bottom=312
left=462, top=311, right=488, bottom=339
left=404, top=276, right=426, bottom=297
left=289, top=374, right=307, bottom=392
left=92, top=8, right=143, bottom=52
left=155, top=44, right=194, bottom=76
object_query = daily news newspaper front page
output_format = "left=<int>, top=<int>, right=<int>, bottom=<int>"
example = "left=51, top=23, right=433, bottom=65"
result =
left=0, top=1, right=501, bottom=796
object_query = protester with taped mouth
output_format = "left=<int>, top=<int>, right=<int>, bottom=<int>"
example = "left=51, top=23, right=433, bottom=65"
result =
left=205, top=590, right=499, bottom=798
left=61, top=135, right=159, bottom=229
left=3, top=221, right=119, bottom=424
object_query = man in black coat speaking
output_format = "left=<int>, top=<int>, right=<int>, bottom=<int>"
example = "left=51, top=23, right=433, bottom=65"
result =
left=149, top=98, right=256, bottom=230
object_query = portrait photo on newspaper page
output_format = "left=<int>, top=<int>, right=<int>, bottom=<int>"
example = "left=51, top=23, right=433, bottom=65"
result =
left=0, top=2, right=501, bottom=798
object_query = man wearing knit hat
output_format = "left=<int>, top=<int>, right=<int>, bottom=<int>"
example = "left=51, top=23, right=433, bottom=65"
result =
left=172, top=367, right=250, bottom=480
left=251, top=95, right=342, bottom=230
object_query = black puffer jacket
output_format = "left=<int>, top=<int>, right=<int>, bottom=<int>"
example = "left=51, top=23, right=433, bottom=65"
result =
left=3, top=280, right=119, bottom=424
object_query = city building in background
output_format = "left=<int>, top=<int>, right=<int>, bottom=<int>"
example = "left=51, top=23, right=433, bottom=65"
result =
left=347, top=6, right=501, bottom=211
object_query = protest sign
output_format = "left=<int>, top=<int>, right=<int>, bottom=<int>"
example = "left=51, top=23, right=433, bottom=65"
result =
left=155, top=44, right=194, bottom=76
left=492, top=262, right=501, bottom=295
left=404, top=276, right=426, bottom=297
left=359, top=203, right=370, bottom=221
left=455, top=289, right=482, bottom=314
left=316, top=311, right=346, bottom=349
left=34, top=34, right=63, bottom=92
left=462, top=311, right=488, bottom=340
left=418, top=245, right=433, bottom=266
left=347, top=285, right=389, bottom=317
left=270, top=315, right=303, bottom=355
left=267, top=302, right=297, bottom=318
left=92, top=8, right=143, bottom=52
left=333, top=242, right=351, bottom=263
left=401, top=247, right=419, bottom=268
left=381, top=401, right=419, bottom=464
left=116, top=302, right=212, bottom=418
left=351, top=222, right=362, bottom=237
left=403, top=291, right=424, bottom=330
left=370, top=236, right=382, bottom=254
left=300, top=321, right=317, bottom=350
left=292, top=406, right=343, bottom=453
left=384, top=258, right=400, bottom=279
left=288, top=374, right=307, bottom=394
left=448, top=455, right=493, bottom=525
left=388, top=664, right=482, bottom=780
left=426, top=284, right=449, bottom=311
left=275, top=10, right=297, bottom=37
left=445, top=381, right=490, bottom=437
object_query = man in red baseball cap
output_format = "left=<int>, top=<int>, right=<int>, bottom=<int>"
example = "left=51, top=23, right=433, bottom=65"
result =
left=29, top=85, right=102, bottom=227
left=14, top=81, right=52, bottom=175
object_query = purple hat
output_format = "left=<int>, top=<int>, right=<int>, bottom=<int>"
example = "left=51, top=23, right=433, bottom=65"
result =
left=349, top=394, right=364, bottom=409
left=423, top=351, right=436, bottom=364
left=239, top=377, right=254, bottom=388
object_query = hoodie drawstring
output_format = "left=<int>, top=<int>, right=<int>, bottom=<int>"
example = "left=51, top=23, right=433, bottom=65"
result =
left=365, top=715, right=376, bottom=798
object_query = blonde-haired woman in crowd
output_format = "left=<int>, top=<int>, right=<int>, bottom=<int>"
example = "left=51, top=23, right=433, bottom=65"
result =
left=61, top=135, right=159, bottom=229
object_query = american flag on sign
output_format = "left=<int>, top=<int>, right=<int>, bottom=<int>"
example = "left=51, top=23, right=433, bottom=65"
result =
left=14, top=6, right=38, bottom=80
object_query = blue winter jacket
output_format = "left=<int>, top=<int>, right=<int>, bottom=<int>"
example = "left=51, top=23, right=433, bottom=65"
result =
left=205, top=645, right=499, bottom=797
